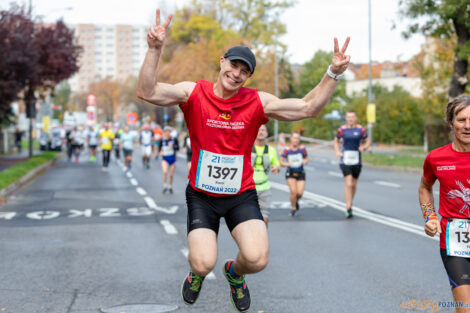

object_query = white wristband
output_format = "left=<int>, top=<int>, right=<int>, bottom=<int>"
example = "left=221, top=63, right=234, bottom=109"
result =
left=327, top=65, right=343, bottom=80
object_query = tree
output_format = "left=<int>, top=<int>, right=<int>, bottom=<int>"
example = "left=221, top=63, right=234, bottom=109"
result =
left=398, top=0, right=470, bottom=98
left=88, top=78, right=122, bottom=122
left=0, top=5, right=38, bottom=125
left=349, top=85, right=424, bottom=145
left=0, top=5, right=81, bottom=125
left=51, top=81, right=71, bottom=120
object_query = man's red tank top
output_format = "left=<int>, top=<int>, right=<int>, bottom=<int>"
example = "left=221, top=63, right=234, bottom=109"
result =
left=179, top=80, right=269, bottom=196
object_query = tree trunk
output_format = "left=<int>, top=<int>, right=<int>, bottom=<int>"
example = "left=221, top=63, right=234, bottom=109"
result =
left=449, top=10, right=469, bottom=98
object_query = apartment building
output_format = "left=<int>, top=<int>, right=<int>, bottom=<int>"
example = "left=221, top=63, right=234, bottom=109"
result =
left=68, top=23, right=149, bottom=93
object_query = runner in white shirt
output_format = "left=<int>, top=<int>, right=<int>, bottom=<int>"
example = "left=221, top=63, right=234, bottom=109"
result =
left=140, top=124, right=153, bottom=169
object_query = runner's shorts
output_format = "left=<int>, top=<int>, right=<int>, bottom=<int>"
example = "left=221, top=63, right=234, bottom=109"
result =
left=440, top=248, right=470, bottom=288
left=340, top=164, right=362, bottom=179
left=186, top=184, right=263, bottom=234
left=285, top=170, right=306, bottom=181
left=257, top=189, right=272, bottom=218
left=123, top=148, right=132, bottom=158
left=162, top=155, right=176, bottom=166
left=141, top=145, right=152, bottom=156
left=186, top=151, right=192, bottom=163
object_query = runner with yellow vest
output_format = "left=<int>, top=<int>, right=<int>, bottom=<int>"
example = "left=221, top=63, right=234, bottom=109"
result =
left=99, top=123, right=115, bottom=171
left=251, top=124, right=280, bottom=225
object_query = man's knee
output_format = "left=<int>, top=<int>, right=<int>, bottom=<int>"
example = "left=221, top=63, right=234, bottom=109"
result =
left=240, top=249, right=269, bottom=272
left=188, top=254, right=217, bottom=276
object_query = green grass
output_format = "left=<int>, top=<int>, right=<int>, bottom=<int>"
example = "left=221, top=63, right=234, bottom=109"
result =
left=21, top=139, right=40, bottom=150
left=398, top=146, right=427, bottom=155
left=0, top=151, right=59, bottom=190
left=362, top=153, right=425, bottom=169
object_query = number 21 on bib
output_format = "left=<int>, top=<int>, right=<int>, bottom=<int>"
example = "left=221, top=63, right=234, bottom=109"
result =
left=195, top=150, right=244, bottom=194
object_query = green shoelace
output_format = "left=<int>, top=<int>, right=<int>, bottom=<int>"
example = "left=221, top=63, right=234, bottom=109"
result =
left=189, top=273, right=203, bottom=292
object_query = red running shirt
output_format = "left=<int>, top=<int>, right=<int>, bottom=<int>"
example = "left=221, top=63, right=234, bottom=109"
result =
left=423, top=143, right=470, bottom=249
left=180, top=80, right=269, bottom=196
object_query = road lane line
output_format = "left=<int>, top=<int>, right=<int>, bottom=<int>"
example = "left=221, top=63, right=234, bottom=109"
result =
left=374, top=181, right=401, bottom=188
left=126, top=172, right=133, bottom=178
left=270, top=181, right=437, bottom=241
left=328, top=171, right=342, bottom=177
left=180, top=248, right=216, bottom=280
left=160, top=219, right=178, bottom=235
left=136, top=187, right=147, bottom=196
left=144, top=197, right=157, bottom=209
left=130, top=178, right=138, bottom=186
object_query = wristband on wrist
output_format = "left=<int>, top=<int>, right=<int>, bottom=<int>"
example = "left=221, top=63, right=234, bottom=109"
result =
left=425, top=215, right=439, bottom=223
left=421, top=202, right=437, bottom=222
left=327, top=65, right=343, bottom=80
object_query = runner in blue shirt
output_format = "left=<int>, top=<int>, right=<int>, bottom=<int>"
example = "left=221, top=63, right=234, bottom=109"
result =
left=160, top=126, right=179, bottom=194
left=334, top=110, right=371, bottom=218
left=120, top=125, right=137, bottom=171
left=280, top=131, right=309, bottom=216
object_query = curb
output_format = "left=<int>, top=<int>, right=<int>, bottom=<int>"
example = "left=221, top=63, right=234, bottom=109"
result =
left=0, top=153, right=63, bottom=200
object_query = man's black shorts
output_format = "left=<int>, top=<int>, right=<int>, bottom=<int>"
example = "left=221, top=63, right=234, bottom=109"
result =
left=285, top=170, right=305, bottom=181
left=441, top=248, right=470, bottom=288
left=186, top=184, right=263, bottom=234
left=340, top=164, right=362, bottom=179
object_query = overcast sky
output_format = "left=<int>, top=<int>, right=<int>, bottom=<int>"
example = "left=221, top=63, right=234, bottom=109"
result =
left=2, top=0, right=425, bottom=64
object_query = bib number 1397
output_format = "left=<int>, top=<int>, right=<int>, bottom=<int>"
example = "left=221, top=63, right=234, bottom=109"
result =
left=195, top=150, right=243, bottom=194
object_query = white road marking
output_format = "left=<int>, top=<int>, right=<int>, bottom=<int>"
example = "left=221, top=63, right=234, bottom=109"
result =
left=144, top=197, right=157, bottom=209
left=136, top=187, right=147, bottom=196
left=0, top=212, right=16, bottom=220
left=130, top=178, right=138, bottom=186
left=144, top=196, right=178, bottom=214
left=160, top=219, right=178, bottom=234
left=68, top=209, right=93, bottom=218
left=180, top=248, right=216, bottom=280
left=328, top=171, right=342, bottom=177
left=304, top=166, right=315, bottom=171
left=127, top=207, right=154, bottom=216
left=126, top=172, right=133, bottom=178
left=270, top=181, right=438, bottom=241
left=374, top=181, right=401, bottom=188
left=26, top=211, right=60, bottom=220
left=99, top=208, right=121, bottom=217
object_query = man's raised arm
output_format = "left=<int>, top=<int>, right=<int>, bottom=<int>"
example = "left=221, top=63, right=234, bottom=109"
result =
left=137, top=9, right=194, bottom=107
left=262, top=37, right=350, bottom=121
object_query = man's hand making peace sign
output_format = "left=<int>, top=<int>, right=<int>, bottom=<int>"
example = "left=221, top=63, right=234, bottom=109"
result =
left=147, top=9, right=173, bottom=49
left=330, top=37, right=351, bottom=75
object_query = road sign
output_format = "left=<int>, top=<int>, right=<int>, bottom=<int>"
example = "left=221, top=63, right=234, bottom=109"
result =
left=127, top=112, right=138, bottom=124
left=367, top=103, right=376, bottom=123
left=87, top=94, right=96, bottom=106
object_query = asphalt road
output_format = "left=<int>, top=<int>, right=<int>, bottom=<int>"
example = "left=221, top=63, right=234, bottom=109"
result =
left=0, top=146, right=454, bottom=313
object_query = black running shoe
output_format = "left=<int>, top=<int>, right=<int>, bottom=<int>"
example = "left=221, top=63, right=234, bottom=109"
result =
left=290, top=209, right=296, bottom=216
left=169, top=188, right=174, bottom=194
left=296, top=201, right=300, bottom=211
left=181, top=271, right=205, bottom=305
left=345, top=208, right=353, bottom=219
left=223, top=260, right=250, bottom=312
left=162, top=187, right=168, bottom=194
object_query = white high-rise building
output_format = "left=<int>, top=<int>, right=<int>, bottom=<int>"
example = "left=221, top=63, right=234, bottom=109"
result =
left=68, top=23, right=149, bottom=93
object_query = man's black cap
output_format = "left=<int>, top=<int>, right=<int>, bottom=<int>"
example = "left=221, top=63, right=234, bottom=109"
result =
left=223, top=46, right=256, bottom=74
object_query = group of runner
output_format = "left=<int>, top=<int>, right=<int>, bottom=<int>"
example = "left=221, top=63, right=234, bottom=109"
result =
left=138, top=7, right=470, bottom=313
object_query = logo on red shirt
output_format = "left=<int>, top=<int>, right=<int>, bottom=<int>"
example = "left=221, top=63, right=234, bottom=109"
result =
left=446, top=179, right=470, bottom=216
left=437, top=165, right=456, bottom=171
left=219, top=112, right=232, bottom=120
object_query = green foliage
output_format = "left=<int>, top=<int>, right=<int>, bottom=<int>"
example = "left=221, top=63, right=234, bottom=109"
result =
left=185, top=0, right=295, bottom=46
left=0, top=151, right=58, bottom=190
left=349, top=85, right=424, bottom=145
left=51, top=82, right=71, bottom=120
